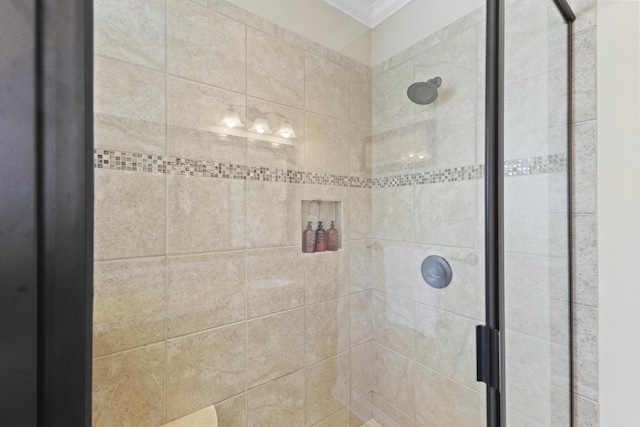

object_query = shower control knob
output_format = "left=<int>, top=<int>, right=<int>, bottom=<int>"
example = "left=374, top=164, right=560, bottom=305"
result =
left=421, top=255, right=453, bottom=289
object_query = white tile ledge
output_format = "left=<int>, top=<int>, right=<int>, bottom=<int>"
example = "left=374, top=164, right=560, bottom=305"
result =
left=162, top=405, right=218, bottom=427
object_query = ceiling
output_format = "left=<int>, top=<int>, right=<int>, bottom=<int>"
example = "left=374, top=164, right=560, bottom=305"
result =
left=323, top=0, right=413, bottom=28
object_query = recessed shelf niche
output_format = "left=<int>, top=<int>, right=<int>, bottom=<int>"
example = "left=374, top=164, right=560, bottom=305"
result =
left=301, top=200, right=343, bottom=253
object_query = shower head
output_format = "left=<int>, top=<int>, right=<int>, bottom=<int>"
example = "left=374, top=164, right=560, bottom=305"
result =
left=407, top=77, right=442, bottom=105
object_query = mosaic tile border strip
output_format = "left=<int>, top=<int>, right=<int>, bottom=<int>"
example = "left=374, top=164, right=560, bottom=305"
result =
left=94, top=150, right=368, bottom=188
left=94, top=150, right=567, bottom=189
left=373, top=165, right=485, bottom=188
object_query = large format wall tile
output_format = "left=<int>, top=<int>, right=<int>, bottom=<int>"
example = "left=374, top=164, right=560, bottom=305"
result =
left=215, top=394, right=246, bottom=427
left=350, top=125, right=373, bottom=178
left=351, top=342, right=374, bottom=402
left=94, top=56, right=166, bottom=154
left=92, top=343, right=165, bottom=427
left=571, top=28, right=597, bottom=124
left=372, top=61, right=413, bottom=128
left=372, top=241, right=416, bottom=300
left=306, top=354, right=351, bottom=426
left=94, top=169, right=166, bottom=260
left=414, top=365, right=476, bottom=427
left=306, top=297, right=350, bottom=365
left=574, top=304, right=599, bottom=401
left=505, top=330, right=552, bottom=423
left=247, top=247, right=305, bottom=318
left=305, top=53, right=350, bottom=121
left=415, top=180, right=477, bottom=248
left=247, top=371, right=306, bottom=427
left=504, top=175, right=552, bottom=256
left=246, top=181, right=303, bottom=248
left=93, top=258, right=166, bottom=357
left=372, top=187, right=414, bottom=242
left=167, top=176, right=246, bottom=254
left=305, top=114, right=350, bottom=176
left=167, top=251, right=246, bottom=337
left=415, top=305, right=477, bottom=389
left=247, top=309, right=305, bottom=388
left=413, top=99, right=477, bottom=173
left=349, top=240, right=372, bottom=293
left=350, top=188, right=372, bottom=240
left=350, top=290, right=372, bottom=347
left=372, top=343, right=415, bottom=418
left=314, top=407, right=350, bottom=427
left=504, top=0, right=551, bottom=84
left=372, top=291, right=416, bottom=358
left=350, top=71, right=373, bottom=128
left=166, top=324, right=246, bottom=421
left=247, top=28, right=305, bottom=108
left=372, top=393, right=415, bottom=427
left=95, top=0, right=166, bottom=70
left=504, top=253, right=554, bottom=340
left=167, top=0, right=246, bottom=92
left=305, top=249, right=350, bottom=304
left=504, top=73, right=552, bottom=160
left=573, top=122, right=598, bottom=215
left=574, top=215, right=598, bottom=308
left=350, top=394, right=374, bottom=427
left=167, top=77, right=247, bottom=164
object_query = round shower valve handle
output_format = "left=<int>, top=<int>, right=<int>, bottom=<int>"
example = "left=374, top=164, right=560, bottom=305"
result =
left=421, top=255, right=453, bottom=289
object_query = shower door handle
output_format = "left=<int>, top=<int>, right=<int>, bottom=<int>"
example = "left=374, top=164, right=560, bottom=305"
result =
left=476, top=325, right=502, bottom=391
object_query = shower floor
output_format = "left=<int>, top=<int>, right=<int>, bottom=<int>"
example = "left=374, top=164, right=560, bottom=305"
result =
left=361, top=420, right=383, bottom=427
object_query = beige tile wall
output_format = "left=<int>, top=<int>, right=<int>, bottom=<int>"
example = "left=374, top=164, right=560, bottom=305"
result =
left=93, top=0, right=373, bottom=426
left=93, top=0, right=598, bottom=426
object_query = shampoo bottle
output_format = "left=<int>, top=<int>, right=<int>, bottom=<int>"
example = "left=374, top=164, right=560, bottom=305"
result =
left=315, top=221, right=326, bottom=252
left=302, top=222, right=316, bottom=253
left=327, top=221, right=339, bottom=251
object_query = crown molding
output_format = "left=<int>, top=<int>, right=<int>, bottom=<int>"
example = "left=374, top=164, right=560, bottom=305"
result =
left=323, top=0, right=412, bottom=28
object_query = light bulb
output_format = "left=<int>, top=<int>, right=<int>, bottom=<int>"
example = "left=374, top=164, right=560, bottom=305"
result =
left=276, top=123, right=297, bottom=139
left=249, top=118, right=272, bottom=135
left=218, top=110, right=244, bottom=129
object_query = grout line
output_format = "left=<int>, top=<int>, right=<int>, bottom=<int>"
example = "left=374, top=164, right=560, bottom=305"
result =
left=244, top=23, right=250, bottom=427
left=163, top=0, right=169, bottom=422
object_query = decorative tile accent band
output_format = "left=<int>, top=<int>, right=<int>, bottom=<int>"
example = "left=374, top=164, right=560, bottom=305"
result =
left=94, top=149, right=368, bottom=188
left=94, top=150, right=567, bottom=188
left=373, top=165, right=485, bottom=188
left=504, top=154, right=567, bottom=177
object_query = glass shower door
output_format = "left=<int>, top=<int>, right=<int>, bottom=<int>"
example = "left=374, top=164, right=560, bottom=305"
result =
left=503, top=0, right=572, bottom=425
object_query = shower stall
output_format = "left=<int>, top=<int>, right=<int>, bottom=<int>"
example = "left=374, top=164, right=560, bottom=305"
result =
left=92, top=0, right=572, bottom=427
left=86, top=0, right=576, bottom=426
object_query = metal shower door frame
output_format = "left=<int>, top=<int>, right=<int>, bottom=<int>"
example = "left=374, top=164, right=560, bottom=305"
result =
left=480, top=1, right=576, bottom=427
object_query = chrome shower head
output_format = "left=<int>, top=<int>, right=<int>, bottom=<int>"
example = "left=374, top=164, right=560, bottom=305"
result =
left=407, top=77, right=442, bottom=105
